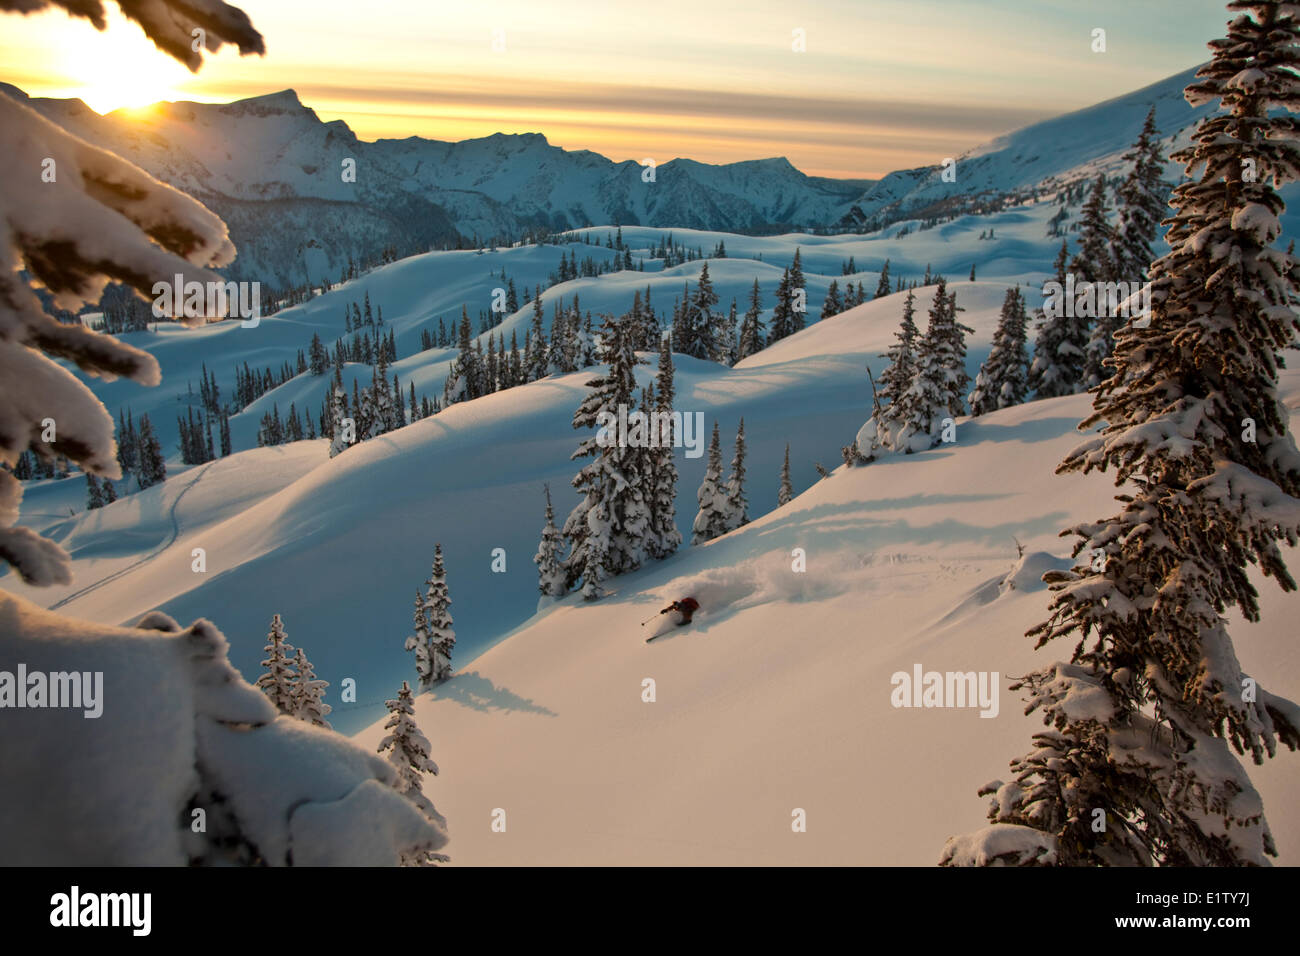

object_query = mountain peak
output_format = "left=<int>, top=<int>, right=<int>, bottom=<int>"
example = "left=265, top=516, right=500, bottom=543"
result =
left=220, top=89, right=309, bottom=116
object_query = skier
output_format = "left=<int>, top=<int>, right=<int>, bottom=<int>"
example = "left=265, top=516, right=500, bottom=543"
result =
left=660, top=597, right=700, bottom=626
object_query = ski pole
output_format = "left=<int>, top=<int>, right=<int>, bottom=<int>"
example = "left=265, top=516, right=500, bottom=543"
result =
left=639, top=611, right=662, bottom=626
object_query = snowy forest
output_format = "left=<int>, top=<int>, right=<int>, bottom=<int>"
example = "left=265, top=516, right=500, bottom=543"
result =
left=0, top=0, right=1298, bottom=883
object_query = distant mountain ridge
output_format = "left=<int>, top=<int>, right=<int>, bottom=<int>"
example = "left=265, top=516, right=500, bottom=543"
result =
left=0, top=83, right=868, bottom=288
left=839, top=65, right=1218, bottom=229
left=2, top=65, right=1226, bottom=288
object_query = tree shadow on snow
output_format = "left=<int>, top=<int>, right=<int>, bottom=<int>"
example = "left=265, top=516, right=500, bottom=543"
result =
left=434, top=671, right=557, bottom=717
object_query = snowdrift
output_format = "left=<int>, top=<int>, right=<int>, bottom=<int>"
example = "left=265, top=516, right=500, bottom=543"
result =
left=0, top=593, right=445, bottom=865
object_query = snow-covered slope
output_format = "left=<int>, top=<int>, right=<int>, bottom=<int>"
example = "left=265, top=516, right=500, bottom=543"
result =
left=7, top=234, right=1298, bottom=864
left=351, top=374, right=1300, bottom=866
left=838, top=64, right=1300, bottom=231
left=0, top=593, right=446, bottom=865
left=8, top=279, right=1015, bottom=731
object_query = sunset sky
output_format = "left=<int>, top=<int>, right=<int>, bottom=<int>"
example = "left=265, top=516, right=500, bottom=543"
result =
left=2, top=0, right=1236, bottom=179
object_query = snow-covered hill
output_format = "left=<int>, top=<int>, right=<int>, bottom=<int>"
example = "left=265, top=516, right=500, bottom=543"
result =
left=7, top=223, right=1298, bottom=864
left=6, top=208, right=1063, bottom=482
left=8, top=275, right=1017, bottom=727
left=347, top=376, right=1300, bottom=865
left=838, top=64, right=1300, bottom=231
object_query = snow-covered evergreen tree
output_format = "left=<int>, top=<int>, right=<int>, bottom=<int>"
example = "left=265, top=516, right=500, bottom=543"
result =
left=644, top=339, right=682, bottom=561
left=968, top=287, right=1030, bottom=415
left=865, top=288, right=920, bottom=451
left=404, top=589, right=435, bottom=691
left=1113, top=106, right=1168, bottom=283
left=1028, top=268, right=1089, bottom=400
left=378, top=682, right=439, bottom=808
left=1081, top=307, right=1122, bottom=391
left=376, top=681, right=449, bottom=865
left=577, top=310, right=598, bottom=368
left=137, top=414, right=166, bottom=489
left=328, top=385, right=350, bottom=458
left=712, top=297, right=737, bottom=365
left=534, top=483, right=568, bottom=600
left=85, top=473, right=103, bottom=510
left=725, top=418, right=749, bottom=530
left=526, top=293, right=549, bottom=381
left=691, top=421, right=730, bottom=544
left=788, top=250, right=807, bottom=334
left=562, top=311, right=650, bottom=595
left=874, top=259, right=891, bottom=299
left=290, top=647, right=331, bottom=729
left=1070, top=174, right=1115, bottom=283
left=423, top=545, right=455, bottom=683
left=443, top=307, right=482, bottom=405
left=674, top=263, right=717, bottom=360
left=778, top=443, right=793, bottom=506
left=736, top=278, right=765, bottom=360
left=769, top=268, right=794, bottom=343
left=944, top=2, right=1300, bottom=866
left=821, top=280, right=843, bottom=320
left=256, top=614, right=297, bottom=716
left=549, top=302, right=577, bottom=375
left=368, top=366, right=396, bottom=438
left=1082, top=108, right=1171, bottom=390
left=892, top=281, right=970, bottom=452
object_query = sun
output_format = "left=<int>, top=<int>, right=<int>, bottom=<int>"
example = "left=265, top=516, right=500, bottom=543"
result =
left=54, top=9, right=190, bottom=114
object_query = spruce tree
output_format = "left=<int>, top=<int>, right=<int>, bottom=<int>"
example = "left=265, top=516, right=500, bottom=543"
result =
left=526, top=293, right=548, bottom=382
left=874, top=259, right=892, bottom=299
left=1114, top=107, right=1169, bottom=282
left=404, top=589, right=435, bottom=690
left=137, top=414, right=166, bottom=489
left=778, top=443, right=793, bottom=506
left=821, top=280, right=843, bottom=320
left=328, top=386, right=350, bottom=458
left=788, top=250, right=806, bottom=333
left=691, top=421, right=730, bottom=544
left=534, top=483, right=568, bottom=600
left=1029, top=239, right=1089, bottom=401
left=291, top=647, right=332, bottom=729
left=674, top=263, right=717, bottom=360
left=423, top=545, right=456, bottom=683
left=736, top=279, right=765, bottom=360
left=869, top=289, right=920, bottom=450
left=562, top=312, right=650, bottom=594
left=102, top=478, right=117, bottom=504
left=508, top=331, right=523, bottom=387
left=645, top=339, right=683, bottom=561
left=1084, top=107, right=1170, bottom=389
left=376, top=681, right=448, bottom=864
left=256, top=614, right=297, bottom=716
left=893, top=281, right=969, bottom=452
left=968, top=287, right=1030, bottom=415
left=944, top=1, right=1300, bottom=866
left=1071, top=174, right=1115, bottom=283
left=725, top=418, right=749, bottom=530
left=85, top=473, right=103, bottom=510
left=769, top=268, right=793, bottom=343
left=712, top=298, right=737, bottom=365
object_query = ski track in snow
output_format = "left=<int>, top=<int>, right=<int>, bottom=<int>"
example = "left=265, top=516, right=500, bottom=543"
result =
left=50, top=461, right=215, bottom=613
